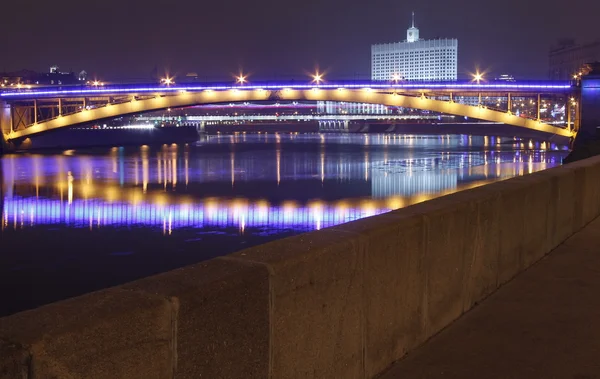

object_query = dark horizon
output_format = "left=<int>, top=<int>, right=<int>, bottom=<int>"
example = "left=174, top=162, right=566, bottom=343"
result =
left=1, top=0, right=599, bottom=81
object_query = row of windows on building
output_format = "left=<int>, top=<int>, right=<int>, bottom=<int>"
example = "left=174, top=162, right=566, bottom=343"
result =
left=372, top=66, right=457, bottom=72
left=373, top=50, right=456, bottom=55
left=373, top=62, right=456, bottom=67
left=374, top=55, right=456, bottom=60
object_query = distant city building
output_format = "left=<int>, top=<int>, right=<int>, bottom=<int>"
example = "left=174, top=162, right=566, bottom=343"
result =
left=184, top=72, right=199, bottom=82
left=549, top=39, right=600, bottom=79
left=371, top=13, right=458, bottom=81
left=78, top=70, right=88, bottom=81
left=495, top=74, right=516, bottom=82
left=0, top=66, right=82, bottom=86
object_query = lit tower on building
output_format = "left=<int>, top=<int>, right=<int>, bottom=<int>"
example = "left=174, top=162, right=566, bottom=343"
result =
left=406, top=12, right=419, bottom=43
left=371, top=12, right=458, bottom=81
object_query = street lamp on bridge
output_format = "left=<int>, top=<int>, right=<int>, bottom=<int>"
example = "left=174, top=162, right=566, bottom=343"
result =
left=473, top=72, right=484, bottom=84
left=161, top=77, right=174, bottom=86
left=312, top=71, right=324, bottom=85
left=236, top=74, right=247, bottom=85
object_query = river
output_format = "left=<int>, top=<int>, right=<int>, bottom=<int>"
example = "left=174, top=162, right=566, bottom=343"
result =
left=0, top=133, right=568, bottom=316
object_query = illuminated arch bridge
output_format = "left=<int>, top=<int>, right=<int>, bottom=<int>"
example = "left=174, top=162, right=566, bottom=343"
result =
left=0, top=80, right=580, bottom=142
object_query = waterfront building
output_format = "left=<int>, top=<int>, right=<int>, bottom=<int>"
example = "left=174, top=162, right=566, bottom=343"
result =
left=549, top=39, right=600, bottom=80
left=371, top=13, right=458, bottom=81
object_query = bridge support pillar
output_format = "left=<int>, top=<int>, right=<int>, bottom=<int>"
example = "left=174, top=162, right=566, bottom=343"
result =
left=1, top=101, right=15, bottom=154
left=567, top=101, right=572, bottom=131
left=537, top=94, right=541, bottom=121
left=565, top=63, right=600, bottom=163
left=197, top=121, right=206, bottom=135
left=507, top=93, right=512, bottom=113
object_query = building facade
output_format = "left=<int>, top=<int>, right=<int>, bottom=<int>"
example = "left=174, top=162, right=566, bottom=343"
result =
left=549, top=40, right=600, bottom=80
left=371, top=14, right=458, bottom=81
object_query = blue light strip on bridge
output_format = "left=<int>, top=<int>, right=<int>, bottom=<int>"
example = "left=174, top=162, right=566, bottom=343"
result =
left=0, top=80, right=574, bottom=99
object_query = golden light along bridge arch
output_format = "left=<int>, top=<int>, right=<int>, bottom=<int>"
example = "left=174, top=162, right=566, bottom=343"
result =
left=2, top=84, right=577, bottom=141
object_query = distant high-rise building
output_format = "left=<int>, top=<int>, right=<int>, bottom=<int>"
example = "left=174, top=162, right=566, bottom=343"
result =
left=549, top=40, right=600, bottom=79
left=495, top=74, right=516, bottom=82
left=371, top=13, right=458, bottom=81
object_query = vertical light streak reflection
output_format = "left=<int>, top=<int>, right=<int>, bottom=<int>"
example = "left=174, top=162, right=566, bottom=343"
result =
left=163, top=151, right=168, bottom=190
left=32, top=155, right=42, bottom=198
left=111, top=147, right=118, bottom=174
left=67, top=171, right=73, bottom=205
left=320, top=147, right=325, bottom=184
left=157, top=152, right=162, bottom=184
left=528, top=155, right=534, bottom=174
left=171, top=148, right=177, bottom=189
left=230, top=150, right=235, bottom=188
left=364, top=149, right=369, bottom=182
left=134, top=158, right=139, bottom=186
left=184, top=150, right=189, bottom=187
left=142, top=146, right=149, bottom=193
left=276, top=148, right=281, bottom=186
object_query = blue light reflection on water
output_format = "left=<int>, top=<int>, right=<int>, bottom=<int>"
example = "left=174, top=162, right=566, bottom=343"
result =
left=0, top=133, right=567, bottom=315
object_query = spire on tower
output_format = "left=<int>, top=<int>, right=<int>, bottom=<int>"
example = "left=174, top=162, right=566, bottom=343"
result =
left=412, top=11, right=415, bottom=28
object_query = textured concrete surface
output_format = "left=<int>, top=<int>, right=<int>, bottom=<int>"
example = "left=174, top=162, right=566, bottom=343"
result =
left=380, top=216, right=600, bottom=379
left=0, top=288, right=175, bottom=379
left=123, top=258, right=270, bottom=379
left=232, top=229, right=365, bottom=379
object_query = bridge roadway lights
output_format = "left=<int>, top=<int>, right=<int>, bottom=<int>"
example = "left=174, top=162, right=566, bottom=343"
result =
left=3, top=89, right=574, bottom=141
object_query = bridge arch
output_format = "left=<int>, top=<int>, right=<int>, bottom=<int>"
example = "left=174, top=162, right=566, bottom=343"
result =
left=5, top=88, right=573, bottom=140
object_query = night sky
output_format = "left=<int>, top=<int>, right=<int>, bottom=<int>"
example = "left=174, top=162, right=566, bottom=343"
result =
left=1, top=0, right=598, bottom=81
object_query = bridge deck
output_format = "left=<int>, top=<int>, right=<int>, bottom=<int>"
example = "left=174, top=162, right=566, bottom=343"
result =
left=0, top=80, right=574, bottom=100
left=381, top=215, right=600, bottom=378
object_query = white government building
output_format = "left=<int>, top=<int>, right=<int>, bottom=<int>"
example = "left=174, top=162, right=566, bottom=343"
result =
left=371, top=13, right=458, bottom=81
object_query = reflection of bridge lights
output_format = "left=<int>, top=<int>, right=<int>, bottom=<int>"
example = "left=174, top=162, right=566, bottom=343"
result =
left=386, top=197, right=404, bottom=210
left=130, top=191, right=144, bottom=205
left=335, top=201, right=349, bottom=217
left=257, top=200, right=269, bottom=219
left=154, top=193, right=168, bottom=207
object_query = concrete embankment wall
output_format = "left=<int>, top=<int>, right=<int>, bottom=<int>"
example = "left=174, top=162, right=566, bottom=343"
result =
left=2, top=156, right=600, bottom=378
